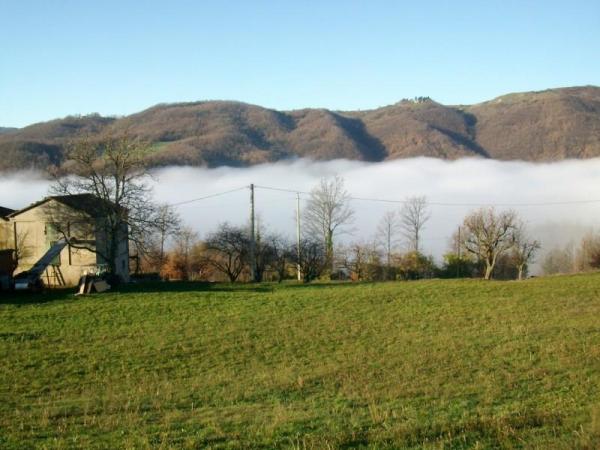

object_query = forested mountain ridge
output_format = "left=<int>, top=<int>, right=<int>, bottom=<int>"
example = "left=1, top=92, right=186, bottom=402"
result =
left=1, top=86, right=599, bottom=172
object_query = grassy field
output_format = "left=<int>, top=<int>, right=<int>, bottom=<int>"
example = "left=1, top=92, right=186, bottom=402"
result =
left=1, top=274, right=600, bottom=449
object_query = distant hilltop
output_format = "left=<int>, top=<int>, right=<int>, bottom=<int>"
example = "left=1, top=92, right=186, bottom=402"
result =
left=1, top=85, right=600, bottom=172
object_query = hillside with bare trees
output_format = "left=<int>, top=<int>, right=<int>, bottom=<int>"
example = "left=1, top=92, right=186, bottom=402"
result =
left=1, top=86, right=599, bottom=172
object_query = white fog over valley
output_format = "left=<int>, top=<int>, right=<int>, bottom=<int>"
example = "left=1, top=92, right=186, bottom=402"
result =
left=2, top=157, right=600, bottom=274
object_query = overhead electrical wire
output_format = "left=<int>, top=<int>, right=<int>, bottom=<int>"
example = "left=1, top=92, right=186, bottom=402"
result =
left=168, top=186, right=248, bottom=207
left=168, top=183, right=600, bottom=209
left=254, top=184, right=600, bottom=208
left=253, top=184, right=309, bottom=195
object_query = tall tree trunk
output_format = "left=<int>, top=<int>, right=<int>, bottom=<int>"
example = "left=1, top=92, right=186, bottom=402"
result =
left=326, top=229, right=334, bottom=275
left=484, top=262, right=494, bottom=280
left=415, top=229, right=419, bottom=254
left=159, top=232, right=166, bottom=269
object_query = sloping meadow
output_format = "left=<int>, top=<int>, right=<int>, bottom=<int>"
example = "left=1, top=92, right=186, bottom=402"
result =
left=1, top=274, right=600, bottom=448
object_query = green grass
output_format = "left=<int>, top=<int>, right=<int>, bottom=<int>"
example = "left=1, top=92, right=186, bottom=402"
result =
left=146, top=141, right=170, bottom=155
left=2, top=274, right=600, bottom=449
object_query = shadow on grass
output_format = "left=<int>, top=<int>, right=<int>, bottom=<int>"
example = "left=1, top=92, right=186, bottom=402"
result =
left=0, top=280, right=368, bottom=305
left=282, top=281, right=368, bottom=289
left=0, top=281, right=278, bottom=305
left=118, top=280, right=279, bottom=294
left=118, top=279, right=369, bottom=294
left=0, top=288, right=75, bottom=306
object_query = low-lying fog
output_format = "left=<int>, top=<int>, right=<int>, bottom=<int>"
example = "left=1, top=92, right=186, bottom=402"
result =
left=2, top=157, right=600, bottom=274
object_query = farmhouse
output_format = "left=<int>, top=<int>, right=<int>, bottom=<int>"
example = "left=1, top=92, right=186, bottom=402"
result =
left=0, top=194, right=129, bottom=287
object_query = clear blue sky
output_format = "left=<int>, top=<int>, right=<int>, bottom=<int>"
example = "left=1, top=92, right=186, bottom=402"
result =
left=1, top=0, right=599, bottom=128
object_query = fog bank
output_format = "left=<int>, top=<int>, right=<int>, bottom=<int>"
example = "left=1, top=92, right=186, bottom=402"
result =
left=2, top=157, right=600, bottom=272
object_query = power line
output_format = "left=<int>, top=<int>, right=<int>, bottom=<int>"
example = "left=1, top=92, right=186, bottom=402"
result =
left=167, top=183, right=600, bottom=209
left=253, top=184, right=600, bottom=208
left=254, top=184, right=309, bottom=195
left=168, top=186, right=248, bottom=207
left=349, top=196, right=600, bottom=207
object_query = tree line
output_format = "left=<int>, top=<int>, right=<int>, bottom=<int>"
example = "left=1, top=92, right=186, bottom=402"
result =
left=137, top=177, right=547, bottom=283
left=48, top=134, right=600, bottom=283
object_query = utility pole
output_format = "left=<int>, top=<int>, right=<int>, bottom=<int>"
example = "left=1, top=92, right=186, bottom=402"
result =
left=249, top=183, right=256, bottom=282
left=456, top=225, right=461, bottom=278
left=387, top=222, right=392, bottom=280
left=296, top=192, right=302, bottom=281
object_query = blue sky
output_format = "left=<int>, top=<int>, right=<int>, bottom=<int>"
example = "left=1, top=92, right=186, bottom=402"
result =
left=1, top=0, right=599, bottom=128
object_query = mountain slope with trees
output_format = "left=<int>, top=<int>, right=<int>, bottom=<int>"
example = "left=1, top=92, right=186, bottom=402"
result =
left=1, top=86, right=599, bottom=172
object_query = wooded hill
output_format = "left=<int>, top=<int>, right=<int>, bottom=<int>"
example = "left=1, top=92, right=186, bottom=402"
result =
left=1, top=86, right=599, bottom=172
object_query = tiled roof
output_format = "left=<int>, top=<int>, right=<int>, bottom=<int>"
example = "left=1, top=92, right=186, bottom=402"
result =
left=0, top=206, right=15, bottom=219
left=8, top=194, right=117, bottom=218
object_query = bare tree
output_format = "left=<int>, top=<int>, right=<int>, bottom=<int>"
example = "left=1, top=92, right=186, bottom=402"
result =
left=173, top=227, right=199, bottom=281
left=377, top=210, right=401, bottom=280
left=253, top=229, right=294, bottom=282
left=203, top=222, right=249, bottom=282
left=394, top=250, right=437, bottom=280
left=253, top=222, right=276, bottom=283
left=268, top=233, right=293, bottom=283
left=574, top=232, right=600, bottom=272
left=461, top=208, right=517, bottom=280
left=338, top=242, right=367, bottom=281
left=511, top=222, right=541, bottom=280
left=400, top=196, right=430, bottom=253
left=304, top=176, right=354, bottom=272
left=443, top=230, right=478, bottom=278
left=293, top=238, right=327, bottom=283
left=154, top=204, right=181, bottom=268
left=135, top=203, right=181, bottom=274
left=48, top=134, right=158, bottom=278
left=188, top=241, right=211, bottom=280
left=541, top=244, right=575, bottom=275
left=338, top=240, right=382, bottom=281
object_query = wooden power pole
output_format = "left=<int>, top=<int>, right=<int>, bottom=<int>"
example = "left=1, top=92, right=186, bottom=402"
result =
left=249, top=183, right=256, bottom=282
left=456, top=225, right=461, bottom=278
left=296, top=192, right=302, bottom=281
